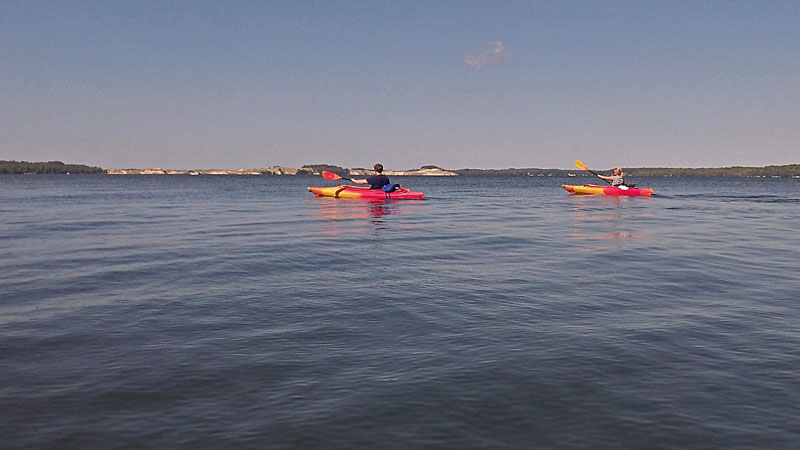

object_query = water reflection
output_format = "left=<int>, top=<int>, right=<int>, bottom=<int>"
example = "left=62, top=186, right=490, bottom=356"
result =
left=312, top=198, right=394, bottom=220
left=567, top=195, right=650, bottom=246
left=309, top=198, right=419, bottom=236
left=367, top=201, right=391, bottom=220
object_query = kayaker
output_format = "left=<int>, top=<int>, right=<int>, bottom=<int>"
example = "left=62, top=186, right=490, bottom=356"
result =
left=354, top=163, right=391, bottom=190
left=598, top=167, right=625, bottom=186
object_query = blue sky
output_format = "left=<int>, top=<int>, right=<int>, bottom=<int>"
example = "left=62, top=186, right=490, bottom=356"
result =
left=2, top=0, right=798, bottom=169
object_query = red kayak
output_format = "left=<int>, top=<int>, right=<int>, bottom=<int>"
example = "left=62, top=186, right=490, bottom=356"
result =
left=308, top=185, right=425, bottom=199
left=563, top=184, right=653, bottom=196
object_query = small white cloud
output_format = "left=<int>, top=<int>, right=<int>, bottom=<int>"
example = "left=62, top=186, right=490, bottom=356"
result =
left=463, top=41, right=510, bottom=69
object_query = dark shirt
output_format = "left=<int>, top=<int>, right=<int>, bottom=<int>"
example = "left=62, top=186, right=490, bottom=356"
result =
left=366, top=174, right=390, bottom=190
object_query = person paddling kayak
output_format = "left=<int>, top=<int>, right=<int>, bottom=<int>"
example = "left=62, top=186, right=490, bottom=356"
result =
left=353, top=163, right=391, bottom=190
left=597, top=167, right=625, bottom=186
left=569, top=160, right=646, bottom=194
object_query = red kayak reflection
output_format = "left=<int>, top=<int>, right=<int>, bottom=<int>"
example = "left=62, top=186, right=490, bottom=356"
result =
left=568, top=195, right=653, bottom=245
left=311, top=198, right=397, bottom=220
left=309, top=197, right=422, bottom=236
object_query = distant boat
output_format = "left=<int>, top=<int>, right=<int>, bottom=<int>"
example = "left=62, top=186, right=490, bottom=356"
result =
left=567, top=173, right=576, bottom=177
left=188, top=171, right=200, bottom=176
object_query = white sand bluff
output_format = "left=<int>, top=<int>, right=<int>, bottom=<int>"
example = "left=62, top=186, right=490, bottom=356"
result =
left=348, top=167, right=457, bottom=176
left=106, top=166, right=298, bottom=175
left=107, top=166, right=458, bottom=176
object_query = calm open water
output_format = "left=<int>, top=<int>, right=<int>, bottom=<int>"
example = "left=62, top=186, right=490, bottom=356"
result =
left=1, top=174, right=798, bottom=449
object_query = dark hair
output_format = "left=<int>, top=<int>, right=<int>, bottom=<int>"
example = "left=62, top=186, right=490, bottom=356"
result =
left=373, top=163, right=383, bottom=173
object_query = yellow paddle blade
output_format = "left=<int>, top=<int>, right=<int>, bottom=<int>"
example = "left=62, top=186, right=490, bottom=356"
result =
left=575, top=159, right=589, bottom=170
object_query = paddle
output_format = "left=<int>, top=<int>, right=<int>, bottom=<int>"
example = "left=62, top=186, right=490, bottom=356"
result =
left=575, top=160, right=611, bottom=185
left=321, top=170, right=354, bottom=182
left=575, top=160, right=631, bottom=190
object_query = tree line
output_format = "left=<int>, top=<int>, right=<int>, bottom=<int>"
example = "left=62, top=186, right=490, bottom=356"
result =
left=623, top=165, right=800, bottom=177
left=455, top=165, right=800, bottom=177
left=0, top=160, right=105, bottom=174
left=3, top=161, right=799, bottom=177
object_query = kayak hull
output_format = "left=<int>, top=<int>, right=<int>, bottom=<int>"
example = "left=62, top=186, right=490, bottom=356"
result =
left=308, top=185, right=425, bottom=199
left=563, top=184, right=653, bottom=197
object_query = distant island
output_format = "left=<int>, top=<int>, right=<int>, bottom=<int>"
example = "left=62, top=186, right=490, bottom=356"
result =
left=2, top=160, right=799, bottom=177
left=104, top=164, right=460, bottom=177
left=0, top=160, right=104, bottom=174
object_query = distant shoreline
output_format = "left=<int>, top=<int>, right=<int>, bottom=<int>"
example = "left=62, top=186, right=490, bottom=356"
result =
left=2, top=161, right=799, bottom=177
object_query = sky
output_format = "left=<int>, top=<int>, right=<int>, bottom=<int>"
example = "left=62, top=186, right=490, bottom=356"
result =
left=2, top=0, right=799, bottom=170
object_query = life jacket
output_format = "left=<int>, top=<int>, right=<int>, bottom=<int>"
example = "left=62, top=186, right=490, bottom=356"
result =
left=381, top=183, right=401, bottom=193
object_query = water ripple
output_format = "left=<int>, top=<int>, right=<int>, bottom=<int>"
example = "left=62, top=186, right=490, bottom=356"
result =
left=1, top=175, right=798, bottom=448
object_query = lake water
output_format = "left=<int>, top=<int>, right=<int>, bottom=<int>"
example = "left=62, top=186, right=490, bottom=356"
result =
left=1, top=174, right=798, bottom=449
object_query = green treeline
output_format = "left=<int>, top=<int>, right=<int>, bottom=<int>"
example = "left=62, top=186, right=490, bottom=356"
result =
left=624, top=165, right=800, bottom=177
left=455, top=164, right=800, bottom=177
left=300, top=164, right=346, bottom=176
left=455, top=168, right=569, bottom=176
left=301, top=164, right=345, bottom=172
left=3, top=160, right=799, bottom=177
left=0, top=160, right=105, bottom=174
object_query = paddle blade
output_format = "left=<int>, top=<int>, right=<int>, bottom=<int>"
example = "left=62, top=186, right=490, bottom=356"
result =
left=575, top=159, right=589, bottom=171
left=321, top=170, right=342, bottom=180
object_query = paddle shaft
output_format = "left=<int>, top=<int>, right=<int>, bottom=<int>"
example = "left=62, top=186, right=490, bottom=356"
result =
left=587, top=167, right=611, bottom=184
left=575, top=160, right=612, bottom=185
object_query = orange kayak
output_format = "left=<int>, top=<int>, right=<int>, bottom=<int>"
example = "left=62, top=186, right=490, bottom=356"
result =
left=563, top=184, right=653, bottom=197
left=308, top=185, right=424, bottom=199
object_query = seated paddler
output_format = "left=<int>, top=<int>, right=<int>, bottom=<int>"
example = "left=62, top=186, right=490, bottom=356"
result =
left=353, top=163, right=399, bottom=192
